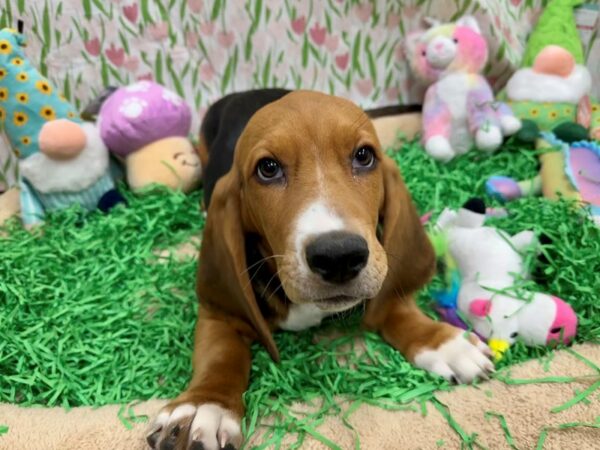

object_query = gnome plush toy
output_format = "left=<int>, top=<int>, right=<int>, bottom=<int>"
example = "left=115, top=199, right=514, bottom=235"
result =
left=495, top=0, right=599, bottom=141
left=0, top=27, right=123, bottom=226
left=486, top=0, right=600, bottom=226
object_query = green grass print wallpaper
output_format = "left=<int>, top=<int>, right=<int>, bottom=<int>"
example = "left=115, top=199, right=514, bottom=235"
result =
left=0, top=0, right=568, bottom=188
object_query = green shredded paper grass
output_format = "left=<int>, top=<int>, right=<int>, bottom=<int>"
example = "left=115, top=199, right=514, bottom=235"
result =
left=1, top=139, right=599, bottom=448
left=484, top=411, right=518, bottom=449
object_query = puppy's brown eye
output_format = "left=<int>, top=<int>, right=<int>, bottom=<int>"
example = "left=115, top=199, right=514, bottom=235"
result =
left=353, top=146, right=376, bottom=170
left=256, top=157, right=284, bottom=182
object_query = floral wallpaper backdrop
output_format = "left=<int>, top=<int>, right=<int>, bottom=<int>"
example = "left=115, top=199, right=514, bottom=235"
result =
left=0, top=0, right=572, bottom=189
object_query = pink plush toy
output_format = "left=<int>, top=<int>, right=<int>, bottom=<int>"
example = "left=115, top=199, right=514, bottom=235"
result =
left=405, top=16, right=521, bottom=162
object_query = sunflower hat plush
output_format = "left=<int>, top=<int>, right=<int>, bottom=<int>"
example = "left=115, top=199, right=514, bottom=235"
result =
left=0, top=28, right=81, bottom=158
left=0, top=26, right=123, bottom=225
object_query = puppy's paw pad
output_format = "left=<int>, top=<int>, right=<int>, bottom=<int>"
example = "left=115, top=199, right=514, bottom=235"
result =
left=147, top=403, right=241, bottom=450
left=414, top=332, right=494, bottom=384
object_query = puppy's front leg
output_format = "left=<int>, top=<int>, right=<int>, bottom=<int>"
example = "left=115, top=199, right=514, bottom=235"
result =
left=364, top=296, right=494, bottom=384
left=147, top=308, right=253, bottom=450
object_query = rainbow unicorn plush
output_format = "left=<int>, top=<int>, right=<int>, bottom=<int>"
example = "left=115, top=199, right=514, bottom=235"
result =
left=428, top=199, right=578, bottom=360
left=406, top=17, right=521, bottom=162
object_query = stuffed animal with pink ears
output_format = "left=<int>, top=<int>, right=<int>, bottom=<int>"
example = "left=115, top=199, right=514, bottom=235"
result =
left=405, top=16, right=521, bottom=162
left=433, top=199, right=577, bottom=360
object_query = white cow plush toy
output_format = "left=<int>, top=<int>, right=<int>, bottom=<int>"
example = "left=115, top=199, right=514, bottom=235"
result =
left=433, top=199, right=578, bottom=360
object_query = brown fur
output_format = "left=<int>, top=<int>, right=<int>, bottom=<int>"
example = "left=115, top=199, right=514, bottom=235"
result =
left=196, top=135, right=209, bottom=174
left=362, top=155, right=454, bottom=361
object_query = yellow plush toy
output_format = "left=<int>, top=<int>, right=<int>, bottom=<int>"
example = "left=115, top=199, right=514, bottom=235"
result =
left=126, top=136, right=201, bottom=193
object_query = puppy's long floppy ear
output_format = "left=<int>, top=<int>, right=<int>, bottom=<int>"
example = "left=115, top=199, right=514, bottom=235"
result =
left=196, top=170, right=279, bottom=361
left=377, top=156, right=435, bottom=297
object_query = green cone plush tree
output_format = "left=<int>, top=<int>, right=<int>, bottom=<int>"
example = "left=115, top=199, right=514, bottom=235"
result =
left=521, top=0, right=585, bottom=66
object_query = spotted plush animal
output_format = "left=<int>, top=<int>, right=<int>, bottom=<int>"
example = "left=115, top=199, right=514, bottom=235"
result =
left=405, top=16, right=521, bottom=162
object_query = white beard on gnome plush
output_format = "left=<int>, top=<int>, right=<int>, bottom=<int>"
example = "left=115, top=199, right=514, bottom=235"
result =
left=19, top=123, right=109, bottom=194
left=506, top=45, right=592, bottom=104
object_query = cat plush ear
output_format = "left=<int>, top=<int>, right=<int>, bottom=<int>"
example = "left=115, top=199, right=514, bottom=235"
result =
left=456, top=16, right=481, bottom=34
left=423, top=16, right=441, bottom=28
left=404, top=30, right=423, bottom=56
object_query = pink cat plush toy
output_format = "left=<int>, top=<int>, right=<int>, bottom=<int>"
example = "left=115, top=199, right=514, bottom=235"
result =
left=406, top=17, right=521, bottom=162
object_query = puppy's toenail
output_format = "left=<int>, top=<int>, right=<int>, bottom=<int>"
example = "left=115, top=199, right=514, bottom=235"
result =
left=221, top=444, right=237, bottom=450
left=450, top=375, right=458, bottom=384
left=159, top=436, right=176, bottom=450
left=146, top=430, right=161, bottom=448
left=190, top=441, right=205, bottom=450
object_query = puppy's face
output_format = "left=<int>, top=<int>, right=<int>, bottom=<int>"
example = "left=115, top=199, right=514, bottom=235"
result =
left=235, top=91, right=389, bottom=311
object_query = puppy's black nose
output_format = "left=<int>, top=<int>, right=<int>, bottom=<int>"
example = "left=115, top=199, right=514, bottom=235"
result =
left=305, top=232, right=369, bottom=283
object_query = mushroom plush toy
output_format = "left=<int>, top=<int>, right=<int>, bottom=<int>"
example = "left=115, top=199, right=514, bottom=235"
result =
left=97, top=81, right=202, bottom=194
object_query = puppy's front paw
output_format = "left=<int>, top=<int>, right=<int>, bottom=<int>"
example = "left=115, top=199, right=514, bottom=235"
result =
left=147, top=402, right=242, bottom=450
left=414, top=330, right=494, bottom=384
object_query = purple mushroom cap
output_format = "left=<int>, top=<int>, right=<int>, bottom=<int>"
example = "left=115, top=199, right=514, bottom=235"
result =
left=99, top=81, right=192, bottom=158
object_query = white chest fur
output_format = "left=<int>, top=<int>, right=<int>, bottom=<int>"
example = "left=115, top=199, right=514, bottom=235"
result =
left=437, top=73, right=474, bottom=154
left=279, top=303, right=332, bottom=331
left=437, top=73, right=472, bottom=118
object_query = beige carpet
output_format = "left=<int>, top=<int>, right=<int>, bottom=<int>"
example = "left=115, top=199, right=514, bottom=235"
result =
left=2, top=343, right=598, bottom=450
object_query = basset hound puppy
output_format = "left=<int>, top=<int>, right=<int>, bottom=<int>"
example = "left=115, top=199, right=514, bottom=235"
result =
left=147, top=90, right=494, bottom=450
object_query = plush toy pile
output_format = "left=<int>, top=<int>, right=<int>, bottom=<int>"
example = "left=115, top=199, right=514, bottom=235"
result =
left=399, top=0, right=600, bottom=357
left=0, top=27, right=202, bottom=227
